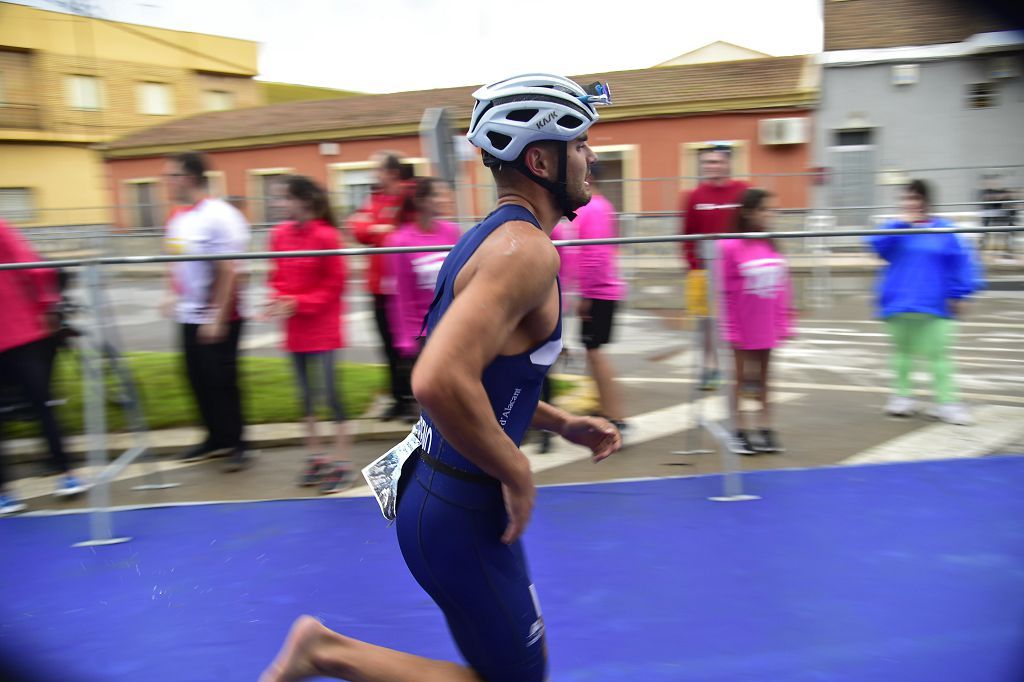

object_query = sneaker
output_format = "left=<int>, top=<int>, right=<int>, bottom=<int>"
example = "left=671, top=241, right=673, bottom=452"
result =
left=729, top=430, right=756, bottom=456
left=698, top=369, right=721, bottom=392
left=538, top=431, right=552, bottom=454
left=382, top=401, right=414, bottom=421
left=884, top=395, right=918, bottom=417
left=754, top=428, right=784, bottom=454
left=221, top=446, right=251, bottom=473
left=319, top=462, right=356, bottom=494
left=0, top=494, right=26, bottom=516
left=298, top=455, right=330, bottom=487
left=53, top=474, right=88, bottom=498
left=926, top=403, right=975, bottom=426
left=177, top=442, right=229, bottom=463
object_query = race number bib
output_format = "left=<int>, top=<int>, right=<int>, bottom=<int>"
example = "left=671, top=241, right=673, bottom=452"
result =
left=361, top=430, right=420, bottom=522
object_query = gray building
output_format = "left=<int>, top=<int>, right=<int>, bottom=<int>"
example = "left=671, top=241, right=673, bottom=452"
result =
left=813, top=0, right=1023, bottom=227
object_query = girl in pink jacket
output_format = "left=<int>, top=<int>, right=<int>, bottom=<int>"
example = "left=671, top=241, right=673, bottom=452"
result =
left=718, top=188, right=792, bottom=455
left=383, top=178, right=460, bottom=413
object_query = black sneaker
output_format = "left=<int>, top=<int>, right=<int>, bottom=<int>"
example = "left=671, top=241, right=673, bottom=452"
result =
left=538, top=431, right=552, bottom=454
left=319, top=462, right=356, bottom=494
left=729, top=430, right=756, bottom=456
left=178, top=442, right=227, bottom=463
left=298, top=456, right=330, bottom=487
left=221, top=446, right=251, bottom=473
left=382, top=401, right=413, bottom=421
left=756, top=429, right=784, bottom=454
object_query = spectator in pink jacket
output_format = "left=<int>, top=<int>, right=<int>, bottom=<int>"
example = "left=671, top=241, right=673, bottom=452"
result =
left=384, top=177, right=460, bottom=417
left=267, top=176, right=353, bottom=494
left=718, top=188, right=792, bottom=455
left=575, top=174, right=630, bottom=439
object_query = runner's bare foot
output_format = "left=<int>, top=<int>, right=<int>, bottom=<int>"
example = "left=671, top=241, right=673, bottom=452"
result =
left=260, top=615, right=325, bottom=682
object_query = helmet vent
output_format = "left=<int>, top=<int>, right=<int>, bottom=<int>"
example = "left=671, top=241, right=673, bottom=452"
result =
left=487, top=131, right=513, bottom=150
left=506, top=108, right=538, bottom=123
left=557, top=114, right=583, bottom=129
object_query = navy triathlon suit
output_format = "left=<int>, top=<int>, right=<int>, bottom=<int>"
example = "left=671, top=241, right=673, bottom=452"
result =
left=395, top=205, right=562, bottom=682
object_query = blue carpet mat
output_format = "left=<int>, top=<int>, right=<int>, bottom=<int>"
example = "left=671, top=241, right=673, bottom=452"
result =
left=2, top=455, right=1023, bottom=681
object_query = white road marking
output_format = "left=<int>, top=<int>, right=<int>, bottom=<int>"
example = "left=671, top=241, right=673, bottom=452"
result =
left=842, top=405, right=1024, bottom=465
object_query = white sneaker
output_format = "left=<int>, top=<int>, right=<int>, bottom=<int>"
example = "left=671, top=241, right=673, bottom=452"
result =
left=53, top=474, right=89, bottom=498
left=927, top=403, right=975, bottom=426
left=0, top=494, right=27, bottom=515
left=885, top=395, right=918, bottom=417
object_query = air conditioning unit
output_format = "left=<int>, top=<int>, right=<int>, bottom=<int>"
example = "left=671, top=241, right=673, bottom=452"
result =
left=990, top=55, right=1019, bottom=80
left=891, top=64, right=919, bottom=86
left=759, top=118, right=808, bottom=145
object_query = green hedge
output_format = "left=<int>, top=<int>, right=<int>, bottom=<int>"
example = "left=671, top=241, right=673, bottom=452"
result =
left=5, top=352, right=573, bottom=437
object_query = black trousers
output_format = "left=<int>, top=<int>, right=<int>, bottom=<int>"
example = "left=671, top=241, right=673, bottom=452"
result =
left=0, top=337, right=70, bottom=487
left=181, top=320, right=245, bottom=449
left=373, top=294, right=410, bottom=404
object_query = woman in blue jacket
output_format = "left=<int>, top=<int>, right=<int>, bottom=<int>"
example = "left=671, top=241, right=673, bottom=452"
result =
left=867, top=179, right=982, bottom=425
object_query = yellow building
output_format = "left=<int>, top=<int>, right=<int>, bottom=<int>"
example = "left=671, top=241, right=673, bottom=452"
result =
left=0, top=3, right=260, bottom=229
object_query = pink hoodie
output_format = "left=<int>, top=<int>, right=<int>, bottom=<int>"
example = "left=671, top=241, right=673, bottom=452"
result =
left=718, top=238, right=792, bottom=350
left=550, top=222, right=578, bottom=301
left=574, top=193, right=626, bottom=301
left=384, top=220, right=461, bottom=357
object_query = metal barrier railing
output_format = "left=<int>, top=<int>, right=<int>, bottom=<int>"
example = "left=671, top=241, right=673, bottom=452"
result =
left=2, top=223, right=1022, bottom=545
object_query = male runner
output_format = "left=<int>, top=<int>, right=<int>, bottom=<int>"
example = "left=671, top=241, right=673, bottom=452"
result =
left=262, top=73, right=621, bottom=682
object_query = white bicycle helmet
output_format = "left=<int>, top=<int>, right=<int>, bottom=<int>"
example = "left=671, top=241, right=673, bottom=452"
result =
left=466, top=73, right=612, bottom=218
left=467, top=73, right=611, bottom=162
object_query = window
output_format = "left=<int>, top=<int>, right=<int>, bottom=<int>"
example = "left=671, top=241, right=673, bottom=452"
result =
left=333, top=167, right=376, bottom=218
left=247, top=168, right=293, bottom=225
left=138, top=82, right=174, bottom=115
left=0, top=188, right=36, bottom=223
left=968, top=82, right=997, bottom=109
left=590, top=145, right=641, bottom=214
left=829, top=130, right=875, bottom=230
left=203, top=90, right=234, bottom=111
left=328, top=158, right=429, bottom=219
left=204, top=170, right=226, bottom=199
left=126, top=181, right=159, bottom=229
left=834, top=129, right=873, bottom=146
left=67, top=75, right=103, bottom=110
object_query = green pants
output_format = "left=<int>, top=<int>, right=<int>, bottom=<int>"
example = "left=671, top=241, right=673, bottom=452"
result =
left=885, top=313, right=958, bottom=404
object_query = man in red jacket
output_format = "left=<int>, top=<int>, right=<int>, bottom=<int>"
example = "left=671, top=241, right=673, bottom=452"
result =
left=347, top=151, right=414, bottom=420
left=679, top=146, right=748, bottom=390
left=0, top=220, right=85, bottom=513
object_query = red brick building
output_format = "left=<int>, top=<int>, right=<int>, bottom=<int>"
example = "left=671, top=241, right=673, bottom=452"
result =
left=104, top=55, right=819, bottom=229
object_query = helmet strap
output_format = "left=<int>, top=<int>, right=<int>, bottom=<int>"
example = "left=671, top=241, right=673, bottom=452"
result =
left=512, top=141, right=577, bottom=221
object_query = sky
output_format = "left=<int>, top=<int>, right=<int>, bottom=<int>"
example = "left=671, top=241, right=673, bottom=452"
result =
left=14, top=0, right=824, bottom=93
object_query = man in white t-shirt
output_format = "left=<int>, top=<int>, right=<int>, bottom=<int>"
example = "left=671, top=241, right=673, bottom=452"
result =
left=161, top=152, right=251, bottom=471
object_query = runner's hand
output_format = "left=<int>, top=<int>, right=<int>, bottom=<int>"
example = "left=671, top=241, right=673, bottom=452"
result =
left=561, top=415, right=621, bottom=462
left=198, top=320, right=227, bottom=344
left=501, top=463, right=535, bottom=545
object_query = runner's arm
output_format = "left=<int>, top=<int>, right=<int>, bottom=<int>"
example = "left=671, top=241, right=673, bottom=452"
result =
left=412, top=223, right=558, bottom=486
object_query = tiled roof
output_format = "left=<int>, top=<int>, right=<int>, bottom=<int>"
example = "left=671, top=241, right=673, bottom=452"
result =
left=824, top=0, right=1018, bottom=51
left=107, top=56, right=815, bottom=154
